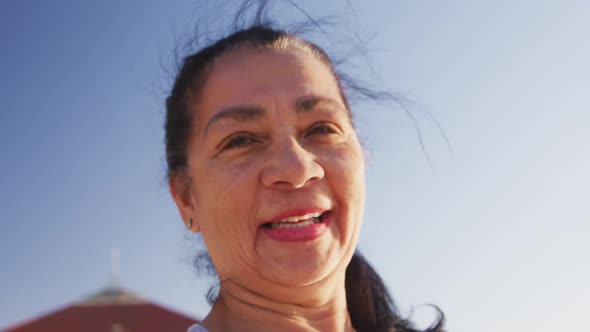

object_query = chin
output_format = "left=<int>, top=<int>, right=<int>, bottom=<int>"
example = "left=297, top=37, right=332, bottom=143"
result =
left=258, top=239, right=349, bottom=287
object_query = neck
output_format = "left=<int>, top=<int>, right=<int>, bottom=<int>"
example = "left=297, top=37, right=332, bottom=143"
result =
left=201, top=275, right=356, bottom=332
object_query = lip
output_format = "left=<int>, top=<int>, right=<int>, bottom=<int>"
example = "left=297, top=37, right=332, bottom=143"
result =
left=261, top=210, right=332, bottom=242
left=263, top=207, right=329, bottom=224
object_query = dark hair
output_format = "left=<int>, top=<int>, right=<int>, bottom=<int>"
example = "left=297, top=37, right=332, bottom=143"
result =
left=165, top=2, right=445, bottom=331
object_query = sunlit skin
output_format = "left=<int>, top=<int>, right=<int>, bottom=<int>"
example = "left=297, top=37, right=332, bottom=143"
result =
left=171, top=46, right=365, bottom=331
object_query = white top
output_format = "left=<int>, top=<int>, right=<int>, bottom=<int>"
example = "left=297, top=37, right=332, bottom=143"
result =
left=187, top=324, right=209, bottom=332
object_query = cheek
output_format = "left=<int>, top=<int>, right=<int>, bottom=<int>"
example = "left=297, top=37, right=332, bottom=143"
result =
left=319, top=144, right=366, bottom=232
left=192, top=159, right=261, bottom=244
left=333, top=147, right=366, bottom=226
left=326, top=146, right=366, bottom=196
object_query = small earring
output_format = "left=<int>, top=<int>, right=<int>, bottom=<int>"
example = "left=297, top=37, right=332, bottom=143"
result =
left=187, top=218, right=193, bottom=228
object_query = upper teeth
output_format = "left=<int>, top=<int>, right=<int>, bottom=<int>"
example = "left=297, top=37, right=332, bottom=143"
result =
left=279, top=212, right=322, bottom=223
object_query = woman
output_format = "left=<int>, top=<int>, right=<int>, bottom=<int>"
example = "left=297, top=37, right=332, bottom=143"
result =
left=165, top=4, right=444, bottom=332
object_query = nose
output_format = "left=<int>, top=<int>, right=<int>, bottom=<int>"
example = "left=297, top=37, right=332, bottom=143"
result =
left=261, top=138, right=324, bottom=189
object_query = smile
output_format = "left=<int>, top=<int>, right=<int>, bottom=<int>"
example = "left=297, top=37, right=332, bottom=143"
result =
left=261, top=210, right=331, bottom=242
left=263, top=211, right=323, bottom=229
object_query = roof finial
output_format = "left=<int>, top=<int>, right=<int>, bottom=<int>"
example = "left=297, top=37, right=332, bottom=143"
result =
left=110, top=247, right=121, bottom=289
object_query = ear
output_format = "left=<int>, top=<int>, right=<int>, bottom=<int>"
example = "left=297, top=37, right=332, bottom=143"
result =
left=169, top=173, right=200, bottom=233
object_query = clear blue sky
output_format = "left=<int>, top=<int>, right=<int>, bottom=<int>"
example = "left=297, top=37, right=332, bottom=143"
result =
left=1, top=1, right=588, bottom=331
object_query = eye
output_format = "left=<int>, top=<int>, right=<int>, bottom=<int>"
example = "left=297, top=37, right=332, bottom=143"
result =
left=306, top=122, right=339, bottom=137
left=220, top=134, right=258, bottom=151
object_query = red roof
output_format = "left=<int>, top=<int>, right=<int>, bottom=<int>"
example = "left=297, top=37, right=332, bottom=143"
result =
left=2, top=287, right=199, bottom=332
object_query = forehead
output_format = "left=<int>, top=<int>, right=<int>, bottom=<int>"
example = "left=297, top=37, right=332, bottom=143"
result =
left=195, top=47, right=343, bottom=124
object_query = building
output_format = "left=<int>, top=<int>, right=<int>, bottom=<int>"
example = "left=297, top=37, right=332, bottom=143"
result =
left=1, top=285, right=199, bottom=332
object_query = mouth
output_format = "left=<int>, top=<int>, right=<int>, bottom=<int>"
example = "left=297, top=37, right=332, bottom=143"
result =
left=261, top=211, right=327, bottom=230
left=261, top=209, right=332, bottom=242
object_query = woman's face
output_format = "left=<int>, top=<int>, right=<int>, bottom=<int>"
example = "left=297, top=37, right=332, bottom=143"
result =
left=178, top=47, right=365, bottom=287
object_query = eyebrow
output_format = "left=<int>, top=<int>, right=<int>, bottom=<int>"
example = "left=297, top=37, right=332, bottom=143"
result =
left=295, top=95, right=346, bottom=113
left=204, top=105, right=265, bottom=136
left=204, top=95, right=346, bottom=136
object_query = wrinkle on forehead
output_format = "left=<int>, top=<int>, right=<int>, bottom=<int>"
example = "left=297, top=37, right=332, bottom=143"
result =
left=192, top=46, right=344, bottom=140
